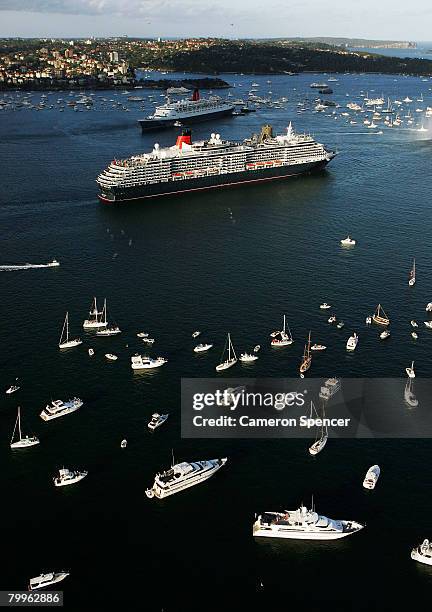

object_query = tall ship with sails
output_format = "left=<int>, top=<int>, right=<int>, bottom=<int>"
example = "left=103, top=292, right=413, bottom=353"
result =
left=97, top=123, right=336, bottom=203
left=138, top=89, right=234, bottom=131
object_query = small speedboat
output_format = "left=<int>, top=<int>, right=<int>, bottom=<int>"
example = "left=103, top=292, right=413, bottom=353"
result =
left=148, top=413, right=169, bottom=431
left=88, top=348, right=94, bottom=356
left=253, top=345, right=261, bottom=353
left=320, top=303, right=331, bottom=309
left=363, top=465, right=380, bottom=489
left=194, top=343, right=213, bottom=353
left=410, top=320, right=418, bottom=328
left=239, top=352, right=258, bottom=362
left=142, top=337, right=155, bottom=344
left=411, top=332, right=418, bottom=339
left=6, top=383, right=20, bottom=394
left=425, top=303, right=432, bottom=312
left=346, top=333, right=358, bottom=351
left=336, top=321, right=345, bottom=329
left=311, top=344, right=327, bottom=351
left=105, top=353, right=118, bottom=361
left=424, top=321, right=432, bottom=328
left=192, top=331, right=201, bottom=338
left=340, top=235, right=356, bottom=246
left=328, top=315, right=336, bottom=324
left=406, top=361, right=415, bottom=378
left=121, top=439, right=127, bottom=448
left=137, top=332, right=149, bottom=338
left=380, top=330, right=390, bottom=340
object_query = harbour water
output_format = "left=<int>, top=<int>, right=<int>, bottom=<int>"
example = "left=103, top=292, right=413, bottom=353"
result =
left=1, top=71, right=432, bottom=609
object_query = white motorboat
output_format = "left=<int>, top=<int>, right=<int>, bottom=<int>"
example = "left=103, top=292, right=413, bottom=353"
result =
left=409, top=258, right=416, bottom=286
left=148, top=413, right=169, bottom=431
left=53, top=467, right=88, bottom=487
left=271, top=315, right=293, bottom=346
left=253, top=504, right=364, bottom=540
left=83, top=297, right=107, bottom=329
left=88, top=348, right=95, bottom=356
left=411, top=539, right=432, bottom=565
left=340, top=235, right=356, bottom=246
left=336, top=321, right=345, bottom=329
left=406, top=360, right=415, bottom=378
left=253, top=345, right=261, bottom=353
left=216, top=333, right=237, bottom=371
left=363, top=465, right=380, bottom=489
left=28, top=571, right=69, bottom=591
left=145, top=457, right=227, bottom=499
left=319, top=378, right=341, bottom=401
left=40, top=397, right=83, bottom=421
left=311, top=344, right=326, bottom=351
left=320, top=303, right=331, bottom=309
left=142, top=337, right=155, bottom=344
left=424, top=321, right=432, bottom=328
left=328, top=315, right=336, bottom=324
left=58, top=312, right=82, bottom=349
left=131, top=354, right=168, bottom=370
left=239, top=352, right=258, bottom=362
left=365, top=316, right=372, bottom=325
left=425, top=303, right=432, bottom=312
left=95, top=299, right=121, bottom=336
left=308, top=402, right=328, bottom=456
left=6, top=379, right=20, bottom=394
left=346, top=333, right=358, bottom=351
left=194, top=343, right=213, bottom=353
left=121, top=439, right=127, bottom=448
left=137, top=332, right=149, bottom=338
left=10, top=406, right=40, bottom=449
left=105, top=353, right=118, bottom=361
left=380, top=330, right=390, bottom=340
left=410, top=320, right=418, bottom=328
left=411, top=332, right=418, bottom=339
left=192, top=331, right=201, bottom=338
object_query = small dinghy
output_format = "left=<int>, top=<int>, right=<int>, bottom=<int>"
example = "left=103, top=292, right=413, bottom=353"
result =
left=340, top=235, right=356, bottom=246
left=336, top=321, right=345, bottom=329
left=121, top=439, right=127, bottom=448
left=311, top=344, right=327, bottom=351
left=380, top=330, right=390, bottom=340
left=105, top=353, right=118, bottom=361
left=365, top=316, right=372, bottom=325
left=88, top=348, right=94, bottom=356
left=425, top=303, right=432, bottom=312
left=410, top=320, right=418, bottom=328
left=239, top=352, right=258, bottom=362
left=194, top=343, right=213, bottom=353
left=424, top=321, right=432, bottom=328
left=363, top=465, right=380, bottom=489
left=406, top=360, right=415, bottom=378
left=411, top=331, right=418, bottom=339
left=253, top=345, right=261, bottom=353
left=192, top=331, right=201, bottom=338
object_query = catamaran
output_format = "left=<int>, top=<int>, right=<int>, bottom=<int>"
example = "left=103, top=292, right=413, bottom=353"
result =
left=372, top=304, right=390, bottom=326
left=308, top=402, right=328, bottom=456
left=216, top=333, right=237, bottom=371
left=271, top=315, right=293, bottom=346
left=83, top=297, right=107, bottom=329
left=299, top=332, right=312, bottom=375
left=58, top=312, right=82, bottom=349
left=409, top=258, right=416, bottom=286
left=96, top=299, right=121, bottom=336
left=10, top=407, right=40, bottom=449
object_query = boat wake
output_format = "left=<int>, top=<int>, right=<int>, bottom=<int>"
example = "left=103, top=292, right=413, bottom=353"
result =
left=0, top=260, right=59, bottom=271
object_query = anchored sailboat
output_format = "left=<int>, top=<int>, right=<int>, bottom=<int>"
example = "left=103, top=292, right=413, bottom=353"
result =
left=96, top=299, right=121, bottom=336
left=10, top=407, right=40, bottom=449
left=83, top=297, right=107, bottom=329
left=308, top=402, right=328, bottom=456
left=59, top=312, right=82, bottom=349
left=271, top=315, right=294, bottom=347
left=409, top=258, right=416, bottom=287
left=372, top=304, right=390, bottom=326
left=216, top=333, right=238, bottom=371
left=299, top=331, right=312, bottom=375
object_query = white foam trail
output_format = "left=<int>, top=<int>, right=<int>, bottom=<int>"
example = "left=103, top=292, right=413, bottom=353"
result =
left=0, top=261, right=60, bottom=271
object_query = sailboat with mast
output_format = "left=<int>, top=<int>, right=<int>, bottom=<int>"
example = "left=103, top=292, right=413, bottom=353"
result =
left=83, top=297, right=107, bottom=329
left=308, top=402, right=328, bottom=456
left=216, top=333, right=238, bottom=371
left=58, top=312, right=82, bottom=349
left=96, top=299, right=121, bottom=336
left=299, top=331, right=312, bottom=375
left=271, top=315, right=294, bottom=347
left=409, top=259, right=416, bottom=287
left=372, top=304, right=390, bottom=326
left=10, top=407, right=40, bottom=449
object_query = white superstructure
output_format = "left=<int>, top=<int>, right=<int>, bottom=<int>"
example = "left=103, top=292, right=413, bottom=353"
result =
left=40, top=397, right=83, bottom=421
left=146, top=457, right=227, bottom=499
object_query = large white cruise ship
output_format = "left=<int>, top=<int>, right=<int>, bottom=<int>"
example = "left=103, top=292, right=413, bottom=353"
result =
left=253, top=504, right=364, bottom=540
left=97, top=123, right=335, bottom=203
left=145, top=457, right=227, bottom=499
left=138, top=88, right=234, bottom=131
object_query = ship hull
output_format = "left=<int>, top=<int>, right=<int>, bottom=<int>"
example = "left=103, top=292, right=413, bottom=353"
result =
left=98, top=159, right=333, bottom=203
left=138, top=107, right=234, bottom=132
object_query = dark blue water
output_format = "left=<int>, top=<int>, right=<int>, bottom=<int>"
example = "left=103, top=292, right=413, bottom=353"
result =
left=1, top=71, right=432, bottom=610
